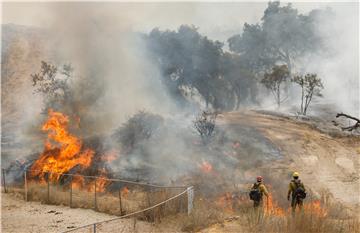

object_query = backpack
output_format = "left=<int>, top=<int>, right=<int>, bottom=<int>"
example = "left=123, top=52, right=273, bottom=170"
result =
left=293, top=180, right=306, bottom=199
left=249, top=183, right=262, bottom=202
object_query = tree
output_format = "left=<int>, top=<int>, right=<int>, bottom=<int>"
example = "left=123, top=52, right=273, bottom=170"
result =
left=261, top=65, right=289, bottom=108
left=31, top=61, right=73, bottom=112
left=146, top=25, right=258, bottom=110
left=292, top=73, right=323, bottom=115
left=228, top=2, right=331, bottom=76
left=112, top=111, right=163, bottom=153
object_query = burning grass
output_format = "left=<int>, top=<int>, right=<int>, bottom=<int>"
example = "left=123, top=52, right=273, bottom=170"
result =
left=177, top=191, right=359, bottom=233
left=243, top=206, right=359, bottom=233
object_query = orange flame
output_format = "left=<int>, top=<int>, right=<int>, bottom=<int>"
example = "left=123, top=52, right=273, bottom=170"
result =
left=199, top=161, right=213, bottom=173
left=30, top=109, right=94, bottom=186
left=101, top=150, right=118, bottom=162
left=303, top=200, right=328, bottom=217
left=88, top=176, right=109, bottom=193
left=121, top=186, right=129, bottom=197
left=71, top=175, right=85, bottom=190
left=264, top=194, right=285, bottom=216
left=215, top=192, right=234, bottom=213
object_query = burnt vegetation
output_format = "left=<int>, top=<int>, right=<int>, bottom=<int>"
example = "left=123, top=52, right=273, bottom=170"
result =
left=193, top=111, right=218, bottom=145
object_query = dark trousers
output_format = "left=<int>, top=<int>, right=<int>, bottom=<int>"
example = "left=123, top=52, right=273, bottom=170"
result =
left=291, top=197, right=303, bottom=212
left=253, top=199, right=263, bottom=208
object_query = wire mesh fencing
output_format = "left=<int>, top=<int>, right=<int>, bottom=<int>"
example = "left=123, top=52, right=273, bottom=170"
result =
left=1, top=167, right=194, bottom=231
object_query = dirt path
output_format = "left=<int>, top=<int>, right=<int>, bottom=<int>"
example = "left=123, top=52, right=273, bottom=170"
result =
left=223, top=111, right=360, bottom=211
left=1, top=192, right=116, bottom=233
left=1, top=192, right=184, bottom=233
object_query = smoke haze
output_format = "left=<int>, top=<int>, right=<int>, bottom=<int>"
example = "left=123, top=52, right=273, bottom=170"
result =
left=1, top=2, right=358, bottom=176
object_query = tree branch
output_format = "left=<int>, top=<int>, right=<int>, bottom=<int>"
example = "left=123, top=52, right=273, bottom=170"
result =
left=335, top=113, right=360, bottom=132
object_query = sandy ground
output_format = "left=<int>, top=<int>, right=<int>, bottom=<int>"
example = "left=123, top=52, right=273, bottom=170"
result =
left=222, top=110, right=360, bottom=211
left=1, top=192, right=116, bottom=233
left=201, top=110, right=360, bottom=232
left=1, top=192, right=184, bottom=233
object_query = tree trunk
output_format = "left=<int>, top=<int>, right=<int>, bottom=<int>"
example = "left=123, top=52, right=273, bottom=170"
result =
left=277, top=83, right=281, bottom=108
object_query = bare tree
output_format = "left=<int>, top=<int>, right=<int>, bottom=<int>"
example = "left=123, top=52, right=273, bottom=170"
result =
left=261, top=65, right=290, bottom=108
left=292, top=73, right=323, bottom=115
left=333, top=113, right=360, bottom=132
left=193, top=111, right=217, bottom=144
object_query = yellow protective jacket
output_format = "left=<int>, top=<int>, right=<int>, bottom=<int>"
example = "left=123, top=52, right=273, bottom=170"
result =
left=287, top=179, right=305, bottom=198
left=251, top=182, right=269, bottom=198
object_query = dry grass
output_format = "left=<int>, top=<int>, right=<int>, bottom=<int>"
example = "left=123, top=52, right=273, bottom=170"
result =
left=21, top=182, right=187, bottom=219
left=179, top=196, right=226, bottom=232
left=243, top=209, right=360, bottom=233
left=176, top=194, right=359, bottom=233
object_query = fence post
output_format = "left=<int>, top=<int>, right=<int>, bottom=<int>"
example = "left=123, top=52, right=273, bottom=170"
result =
left=119, top=189, right=123, bottom=215
left=187, top=186, right=194, bottom=215
left=94, top=178, right=97, bottom=211
left=47, top=172, right=50, bottom=203
left=24, top=169, right=28, bottom=201
left=93, top=223, right=96, bottom=233
left=133, top=217, right=137, bottom=232
left=69, top=175, right=73, bottom=208
left=2, top=169, right=7, bottom=193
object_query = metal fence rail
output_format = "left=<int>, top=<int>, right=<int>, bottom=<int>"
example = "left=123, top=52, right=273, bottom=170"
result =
left=1, top=167, right=194, bottom=229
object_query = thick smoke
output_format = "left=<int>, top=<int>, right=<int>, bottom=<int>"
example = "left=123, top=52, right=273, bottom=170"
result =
left=303, top=4, right=359, bottom=117
left=46, top=3, right=177, bottom=133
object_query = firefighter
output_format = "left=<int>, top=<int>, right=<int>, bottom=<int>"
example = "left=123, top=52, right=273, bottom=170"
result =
left=249, top=176, right=269, bottom=208
left=287, top=172, right=306, bottom=214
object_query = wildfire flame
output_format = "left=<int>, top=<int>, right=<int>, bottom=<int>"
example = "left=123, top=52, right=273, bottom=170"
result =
left=265, top=194, right=285, bottom=216
left=101, top=150, right=118, bottom=162
left=199, top=161, right=213, bottom=173
left=121, top=186, right=129, bottom=197
left=214, top=191, right=327, bottom=218
left=215, top=192, right=234, bottom=213
left=303, top=200, right=328, bottom=217
left=30, top=109, right=94, bottom=183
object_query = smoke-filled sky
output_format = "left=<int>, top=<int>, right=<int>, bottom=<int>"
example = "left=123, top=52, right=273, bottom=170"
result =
left=1, top=1, right=359, bottom=182
left=2, top=2, right=358, bottom=42
left=1, top=1, right=359, bottom=117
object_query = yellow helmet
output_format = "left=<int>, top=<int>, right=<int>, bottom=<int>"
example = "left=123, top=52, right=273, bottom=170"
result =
left=293, top=172, right=299, bottom=178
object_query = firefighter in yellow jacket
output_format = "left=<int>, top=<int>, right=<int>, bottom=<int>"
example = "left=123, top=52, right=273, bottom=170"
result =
left=287, top=172, right=306, bottom=213
left=250, top=176, right=269, bottom=208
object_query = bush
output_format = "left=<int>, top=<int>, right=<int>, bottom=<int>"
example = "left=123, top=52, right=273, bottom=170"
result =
left=193, top=111, right=218, bottom=145
left=113, top=111, right=163, bottom=152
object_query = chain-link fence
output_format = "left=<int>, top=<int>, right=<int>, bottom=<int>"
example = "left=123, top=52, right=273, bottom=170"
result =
left=1, top=167, right=194, bottom=230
